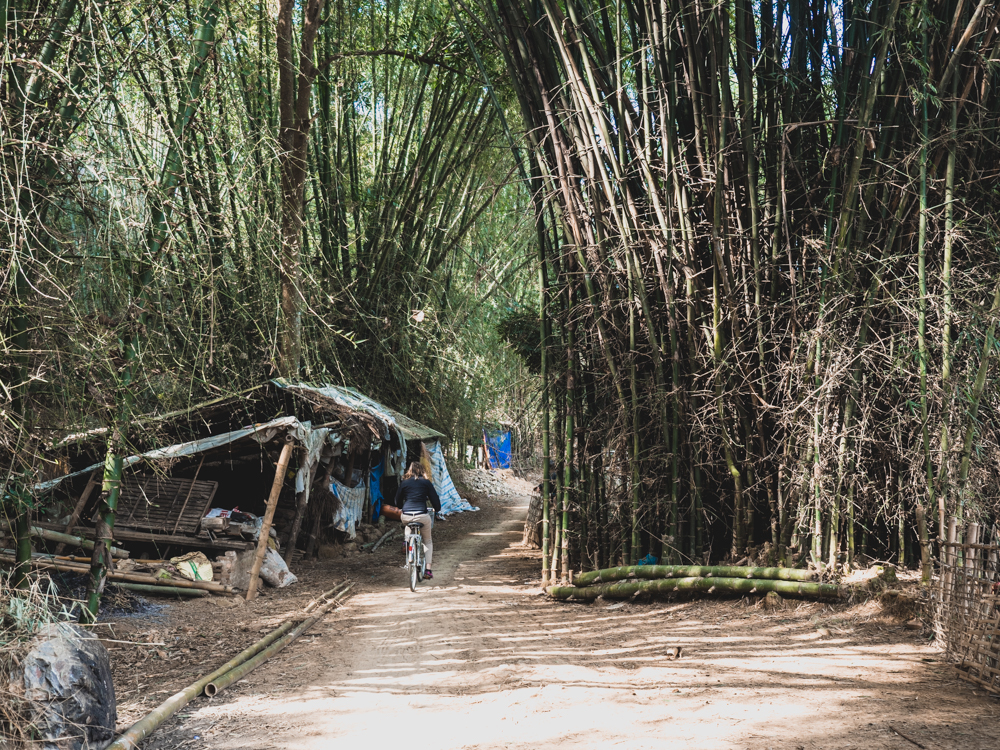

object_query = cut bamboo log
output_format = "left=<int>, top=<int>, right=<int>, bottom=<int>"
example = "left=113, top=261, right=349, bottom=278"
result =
left=572, top=564, right=817, bottom=587
left=114, top=583, right=207, bottom=598
left=0, top=553, right=234, bottom=593
left=547, top=576, right=840, bottom=601
left=29, top=526, right=130, bottom=558
left=246, top=439, right=295, bottom=600
left=105, top=582, right=352, bottom=750
left=203, top=582, right=353, bottom=696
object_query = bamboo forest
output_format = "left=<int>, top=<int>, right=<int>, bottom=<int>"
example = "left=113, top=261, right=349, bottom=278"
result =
left=4, top=0, right=1000, bottom=747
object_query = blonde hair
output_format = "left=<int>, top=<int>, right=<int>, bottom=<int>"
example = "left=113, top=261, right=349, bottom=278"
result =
left=403, top=461, right=426, bottom=480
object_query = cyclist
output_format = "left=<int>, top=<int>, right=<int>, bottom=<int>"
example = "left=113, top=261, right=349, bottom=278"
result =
left=394, top=461, right=441, bottom=579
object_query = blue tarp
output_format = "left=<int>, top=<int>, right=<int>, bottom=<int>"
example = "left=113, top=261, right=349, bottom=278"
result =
left=484, top=429, right=512, bottom=469
left=369, top=460, right=384, bottom=521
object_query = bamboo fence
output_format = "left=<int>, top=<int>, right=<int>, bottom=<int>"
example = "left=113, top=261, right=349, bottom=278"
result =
left=933, top=522, right=1000, bottom=695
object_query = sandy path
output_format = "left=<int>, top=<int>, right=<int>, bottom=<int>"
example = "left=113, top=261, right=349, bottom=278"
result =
left=145, top=482, right=1000, bottom=750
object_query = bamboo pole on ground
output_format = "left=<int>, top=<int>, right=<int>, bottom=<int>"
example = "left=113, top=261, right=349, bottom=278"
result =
left=573, top=564, right=818, bottom=587
left=548, top=576, right=840, bottom=601
left=115, top=583, right=208, bottom=598
left=246, top=438, right=295, bottom=600
left=106, top=583, right=352, bottom=750
left=203, top=589, right=344, bottom=695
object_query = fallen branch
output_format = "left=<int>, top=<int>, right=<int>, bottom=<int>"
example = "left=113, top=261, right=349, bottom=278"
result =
left=367, top=528, right=398, bottom=553
left=548, top=576, right=840, bottom=601
left=572, top=564, right=817, bottom=588
left=888, top=725, right=927, bottom=749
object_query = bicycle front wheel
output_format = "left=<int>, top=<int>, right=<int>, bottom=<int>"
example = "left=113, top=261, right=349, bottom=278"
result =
left=409, top=543, right=419, bottom=592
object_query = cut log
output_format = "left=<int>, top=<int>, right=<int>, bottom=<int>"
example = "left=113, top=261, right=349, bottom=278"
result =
left=572, top=564, right=817, bottom=587
left=30, top=526, right=130, bottom=559
left=547, top=576, right=840, bottom=601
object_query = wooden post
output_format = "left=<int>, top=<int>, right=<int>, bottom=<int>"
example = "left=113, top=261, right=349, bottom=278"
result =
left=284, top=447, right=311, bottom=565
left=246, top=438, right=295, bottom=600
left=941, top=516, right=959, bottom=614
left=964, top=522, right=981, bottom=617
left=966, top=522, right=981, bottom=577
left=54, top=471, right=99, bottom=554
left=305, top=461, right=334, bottom=558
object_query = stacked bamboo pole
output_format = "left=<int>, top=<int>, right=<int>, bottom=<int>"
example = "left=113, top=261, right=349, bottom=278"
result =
left=0, top=552, right=234, bottom=594
left=548, top=565, right=838, bottom=601
left=106, top=582, right=353, bottom=750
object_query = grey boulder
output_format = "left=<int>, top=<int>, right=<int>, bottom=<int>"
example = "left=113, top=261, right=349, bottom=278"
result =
left=20, top=622, right=117, bottom=749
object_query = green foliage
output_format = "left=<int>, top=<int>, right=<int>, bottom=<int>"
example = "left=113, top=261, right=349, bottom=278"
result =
left=0, top=0, right=538, bottom=470
left=496, top=309, right=542, bottom=374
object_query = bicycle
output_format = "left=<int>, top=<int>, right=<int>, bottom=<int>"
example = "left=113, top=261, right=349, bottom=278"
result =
left=404, top=519, right=427, bottom=591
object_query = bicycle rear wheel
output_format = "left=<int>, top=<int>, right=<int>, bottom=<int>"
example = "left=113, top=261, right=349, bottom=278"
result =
left=408, top=540, right=418, bottom=592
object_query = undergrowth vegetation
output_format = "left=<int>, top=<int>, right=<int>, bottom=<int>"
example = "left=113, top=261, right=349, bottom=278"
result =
left=1, top=574, right=69, bottom=745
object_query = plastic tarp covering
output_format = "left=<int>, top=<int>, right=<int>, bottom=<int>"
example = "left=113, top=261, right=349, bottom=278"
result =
left=425, top=439, right=478, bottom=516
left=35, top=416, right=313, bottom=494
left=271, top=379, right=445, bottom=441
left=330, top=477, right=367, bottom=539
left=369, top=460, right=384, bottom=521
left=484, top=429, right=512, bottom=469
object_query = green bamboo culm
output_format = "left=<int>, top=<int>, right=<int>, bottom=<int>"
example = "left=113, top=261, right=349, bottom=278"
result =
left=10, top=480, right=34, bottom=591
left=81, top=0, right=221, bottom=620
left=572, top=564, right=818, bottom=588
left=81, top=449, right=123, bottom=622
left=548, top=576, right=840, bottom=602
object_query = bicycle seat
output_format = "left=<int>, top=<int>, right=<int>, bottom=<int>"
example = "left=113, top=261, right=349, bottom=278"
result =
left=406, top=521, right=423, bottom=529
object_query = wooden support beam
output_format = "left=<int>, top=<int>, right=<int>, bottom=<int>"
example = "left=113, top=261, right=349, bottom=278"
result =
left=246, top=438, right=295, bottom=600
left=171, top=457, right=206, bottom=534
left=56, top=471, right=100, bottom=554
left=284, top=448, right=311, bottom=565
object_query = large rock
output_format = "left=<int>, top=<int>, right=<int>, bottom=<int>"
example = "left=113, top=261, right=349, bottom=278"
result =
left=21, top=622, right=116, bottom=749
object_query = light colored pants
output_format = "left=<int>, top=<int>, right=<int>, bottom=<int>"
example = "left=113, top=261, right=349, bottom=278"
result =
left=401, top=512, right=433, bottom=568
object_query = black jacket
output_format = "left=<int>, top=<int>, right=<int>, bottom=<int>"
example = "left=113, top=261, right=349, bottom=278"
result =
left=394, top=477, right=441, bottom=515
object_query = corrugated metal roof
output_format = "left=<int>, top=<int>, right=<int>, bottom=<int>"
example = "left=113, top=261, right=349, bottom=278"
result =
left=271, top=380, right=445, bottom=441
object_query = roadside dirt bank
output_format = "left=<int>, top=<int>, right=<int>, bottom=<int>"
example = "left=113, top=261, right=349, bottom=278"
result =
left=105, top=470, right=998, bottom=749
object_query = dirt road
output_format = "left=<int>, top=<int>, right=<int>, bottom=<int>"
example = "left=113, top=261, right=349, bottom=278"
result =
left=132, top=474, right=999, bottom=750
